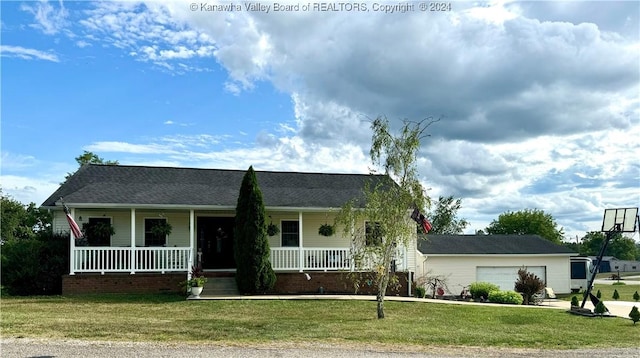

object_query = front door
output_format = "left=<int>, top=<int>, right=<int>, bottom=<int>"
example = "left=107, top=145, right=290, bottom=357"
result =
left=197, top=217, right=235, bottom=270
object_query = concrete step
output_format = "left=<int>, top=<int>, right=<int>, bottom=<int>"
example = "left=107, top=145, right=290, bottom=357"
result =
left=201, top=277, right=239, bottom=296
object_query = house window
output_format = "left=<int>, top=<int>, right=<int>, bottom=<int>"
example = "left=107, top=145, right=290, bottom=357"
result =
left=281, top=220, right=299, bottom=247
left=83, top=217, right=112, bottom=246
left=365, top=222, right=383, bottom=246
left=145, top=218, right=167, bottom=247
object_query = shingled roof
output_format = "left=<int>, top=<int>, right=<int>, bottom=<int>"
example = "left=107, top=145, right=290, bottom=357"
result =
left=417, top=234, right=576, bottom=255
left=41, top=164, right=393, bottom=209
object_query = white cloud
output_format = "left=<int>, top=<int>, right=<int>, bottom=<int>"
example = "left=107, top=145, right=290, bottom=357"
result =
left=84, top=141, right=179, bottom=155
left=0, top=175, right=59, bottom=205
left=0, top=152, right=38, bottom=170
left=75, top=40, right=91, bottom=48
left=21, top=0, right=69, bottom=35
left=6, top=1, right=639, bottom=241
left=0, top=45, right=59, bottom=62
left=76, top=1, right=218, bottom=73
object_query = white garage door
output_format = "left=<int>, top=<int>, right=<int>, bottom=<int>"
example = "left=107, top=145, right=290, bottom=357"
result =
left=476, top=266, right=546, bottom=291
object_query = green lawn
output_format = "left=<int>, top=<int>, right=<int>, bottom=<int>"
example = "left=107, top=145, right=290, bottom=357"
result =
left=560, top=284, right=640, bottom=302
left=1, top=293, right=638, bottom=349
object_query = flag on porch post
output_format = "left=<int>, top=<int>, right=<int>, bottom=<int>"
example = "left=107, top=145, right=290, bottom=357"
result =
left=61, top=198, right=83, bottom=239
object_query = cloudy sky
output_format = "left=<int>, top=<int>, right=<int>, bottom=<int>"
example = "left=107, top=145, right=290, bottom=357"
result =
left=2, top=0, right=639, bottom=240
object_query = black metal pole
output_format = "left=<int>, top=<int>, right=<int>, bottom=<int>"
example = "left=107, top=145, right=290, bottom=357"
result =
left=580, top=229, right=615, bottom=309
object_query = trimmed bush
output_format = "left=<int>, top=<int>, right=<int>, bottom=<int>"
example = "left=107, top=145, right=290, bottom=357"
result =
left=594, top=301, right=607, bottom=317
left=571, top=296, right=579, bottom=307
left=596, top=289, right=601, bottom=298
left=612, top=289, right=620, bottom=300
left=633, top=291, right=639, bottom=302
left=629, top=306, right=640, bottom=325
left=488, top=290, right=524, bottom=305
left=514, top=267, right=545, bottom=305
left=469, top=281, right=500, bottom=300
left=415, top=286, right=426, bottom=298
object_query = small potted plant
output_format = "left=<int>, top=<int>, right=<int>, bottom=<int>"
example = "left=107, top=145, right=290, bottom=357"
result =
left=183, top=266, right=207, bottom=297
left=267, top=223, right=279, bottom=236
left=150, top=220, right=172, bottom=238
left=318, top=223, right=335, bottom=237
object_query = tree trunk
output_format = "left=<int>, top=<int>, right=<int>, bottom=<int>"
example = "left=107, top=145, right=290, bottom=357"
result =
left=376, top=242, right=395, bottom=319
left=377, top=290, right=386, bottom=319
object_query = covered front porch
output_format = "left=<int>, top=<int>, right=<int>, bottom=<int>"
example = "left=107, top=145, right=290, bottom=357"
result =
left=69, top=246, right=407, bottom=274
left=65, top=207, right=409, bottom=275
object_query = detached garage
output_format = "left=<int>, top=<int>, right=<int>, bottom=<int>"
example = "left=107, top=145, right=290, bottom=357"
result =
left=416, top=235, right=577, bottom=294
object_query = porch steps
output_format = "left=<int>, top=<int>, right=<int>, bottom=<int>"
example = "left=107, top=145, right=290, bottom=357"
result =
left=201, top=276, right=239, bottom=296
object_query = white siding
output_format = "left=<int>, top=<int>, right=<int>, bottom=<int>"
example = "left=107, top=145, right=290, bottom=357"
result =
left=266, top=212, right=351, bottom=248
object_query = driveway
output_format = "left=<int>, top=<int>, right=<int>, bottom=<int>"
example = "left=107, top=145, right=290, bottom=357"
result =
left=594, top=275, right=640, bottom=285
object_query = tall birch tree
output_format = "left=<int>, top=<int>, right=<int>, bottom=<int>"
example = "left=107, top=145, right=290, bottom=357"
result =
left=336, top=116, right=435, bottom=319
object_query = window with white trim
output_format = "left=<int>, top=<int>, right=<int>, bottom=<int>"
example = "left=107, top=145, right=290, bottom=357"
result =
left=281, top=220, right=299, bottom=247
left=145, top=218, right=167, bottom=247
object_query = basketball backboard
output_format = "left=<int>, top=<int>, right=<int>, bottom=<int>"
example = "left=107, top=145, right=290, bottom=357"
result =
left=601, top=208, right=639, bottom=232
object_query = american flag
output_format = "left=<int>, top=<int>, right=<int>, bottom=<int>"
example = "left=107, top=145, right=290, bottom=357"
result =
left=62, top=199, right=83, bottom=239
left=411, top=208, right=432, bottom=234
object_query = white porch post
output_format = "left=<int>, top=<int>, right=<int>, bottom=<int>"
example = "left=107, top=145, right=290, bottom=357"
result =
left=69, top=208, right=76, bottom=275
left=189, top=209, right=195, bottom=279
left=130, top=208, right=136, bottom=274
left=298, top=211, right=303, bottom=272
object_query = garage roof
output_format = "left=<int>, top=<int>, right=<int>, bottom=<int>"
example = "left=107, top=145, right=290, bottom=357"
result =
left=417, top=234, right=576, bottom=255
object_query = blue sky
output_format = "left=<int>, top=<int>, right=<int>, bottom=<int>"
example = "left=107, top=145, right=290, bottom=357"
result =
left=1, top=1, right=639, bottom=241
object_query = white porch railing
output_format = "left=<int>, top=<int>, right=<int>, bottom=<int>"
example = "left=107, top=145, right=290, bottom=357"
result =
left=270, top=247, right=351, bottom=271
left=72, top=247, right=191, bottom=274
left=71, top=246, right=405, bottom=274
left=270, top=247, right=407, bottom=272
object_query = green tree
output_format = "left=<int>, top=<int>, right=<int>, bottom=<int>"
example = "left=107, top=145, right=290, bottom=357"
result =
left=428, top=196, right=469, bottom=234
left=233, top=166, right=276, bottom=294
left=613, top=289, right=620, bottom=301
left=633, top=291, right=639, bottom=302
left=1, top=231, right=69, bottom=295
left=64, top=151, right=119, bottom=181
left=579, top=231, right=639, bottom=260
left=485, top=209, right=564, bottom=244
left=336, top=116, right=434, bottom=319
left=1, top=192, right=52, bottom=242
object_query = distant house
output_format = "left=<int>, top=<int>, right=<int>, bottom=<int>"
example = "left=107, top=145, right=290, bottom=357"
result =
left=592, top=256, right=640, bottom=273
left=41, top=164, right=413, bottom=295
left=416, top=234, right=577, bottom=294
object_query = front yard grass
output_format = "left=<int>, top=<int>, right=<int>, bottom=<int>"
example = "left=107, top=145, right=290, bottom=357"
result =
left=1, top=293, right=638, bottom=349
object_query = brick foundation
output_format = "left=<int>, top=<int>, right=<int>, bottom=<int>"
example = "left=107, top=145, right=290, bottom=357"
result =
left=62, top=271, right=412, bottom=296
left=62, top=273, right=185, bottom=295
left=270, top=271, right=411, bottom=296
